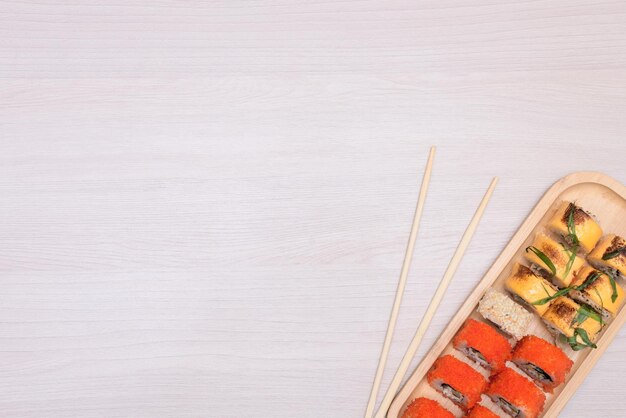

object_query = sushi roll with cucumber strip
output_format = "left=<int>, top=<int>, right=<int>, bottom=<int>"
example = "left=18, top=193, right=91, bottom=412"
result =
left=511, top=335, right=573, bottom=393
left=505, top=263, right=559, bottom=316
left=570, top=265, right=624, bottom=319
left=427, top=355, right=487, bottom=410
left=452, top=319, right=512, bottom=374
left=542, top=296, right=603, bottom=351
left=401, top=397, right=455, bottom=418
left=524, top=233, right=584, bottom=288
left=477, top=289, right=533, bottom=340
left=588, top=234, right=626, bottom=280
left=464, top=404, right=500, bottom=418
left=548, top=201, right=602, bottom=253
left=486, top=367, right=546, bottom=418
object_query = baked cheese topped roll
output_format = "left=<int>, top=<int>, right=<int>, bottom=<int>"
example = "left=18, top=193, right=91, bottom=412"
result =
left=588, top=234, right=626, bottom=280
left=548, top=201, right=602, bottom=253
left=524, top=234, right=584, bottom=288
left=542, top=296, right=603, bottom=350
left=570, top=265, right=624, bottom=319
left=505, top=263, right=559, bottom=316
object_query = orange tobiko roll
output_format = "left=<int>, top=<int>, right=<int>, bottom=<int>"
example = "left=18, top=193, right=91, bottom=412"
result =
left=427, top=355, right=488, bottom=410
left=486, top=367, right=546, bottom=418
left=511, top=335, right=573, bottom=393
left=401, top=397, right=455, bottom=418
left=465, top=404, right=499, bottom=418
left=453, top=318, right=512, bottom=373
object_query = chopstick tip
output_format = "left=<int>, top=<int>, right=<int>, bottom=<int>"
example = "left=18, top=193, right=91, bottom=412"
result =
left=487, top=177, right=499, bottom=193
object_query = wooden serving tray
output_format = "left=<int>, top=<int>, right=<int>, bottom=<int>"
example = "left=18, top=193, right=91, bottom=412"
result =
left=388, top=172, right=626, bottom=418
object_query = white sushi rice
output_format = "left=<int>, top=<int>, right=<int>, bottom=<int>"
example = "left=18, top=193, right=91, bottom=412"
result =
left=529, top=263, right=554, bottom=282
left=430, top=378, right=467, bottom=406
left=476, top=395, right=507, bottom=418
left=570, top=288, right=612, bottom=320
left=509, top=357, right=554, bottom=390
left=490, top=395, right=528, bottom=418
left=589, top=262, right=624, bottom=282
left=542, top=318, right=565, bottom=340
left=455, top=342, right=491, bottom=370
left=478, top=288, right=533, bottom=340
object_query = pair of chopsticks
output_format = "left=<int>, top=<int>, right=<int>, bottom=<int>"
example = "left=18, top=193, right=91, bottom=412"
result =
left=364, top=146, right=498, bottom=418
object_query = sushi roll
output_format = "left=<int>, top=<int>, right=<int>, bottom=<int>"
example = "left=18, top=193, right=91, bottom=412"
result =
left=401, top=397, right=455, bottom=418
left=452, top=319, right=512, bottom=373
left=542, top=296, right=603, bottom=350
left=505, top=263, right=559, bottom=316
left=524, top=234, right=584, bottom=288
left=477, top=289, right=533, bottom=340
left=427, top=355, right=488, bottom=410
left=547, top=201, right=603, bottom=253
left=588, top=234, right=626, bottom=280
left=511, top=335, right=573, bottom=393
left=570, top=265, right=624, bottom=319
left=464, top=404, right=499, bottom=418
left=486, top=367, right=546, bottom=418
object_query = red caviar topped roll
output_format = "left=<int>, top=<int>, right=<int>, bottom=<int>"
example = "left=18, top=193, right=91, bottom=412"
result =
left=511, top=335, right=573, bottom=393
left=453, top=318, right=512, bottom=373
left=427, top=355, right=488, bottom=410
left=465, top=404, right=499, bottom=418
left=486, top=367, right=546, bottom=418
left=401, top=397, right=455, bottom=418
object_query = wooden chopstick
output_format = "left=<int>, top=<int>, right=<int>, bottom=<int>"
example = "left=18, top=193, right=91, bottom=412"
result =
left=364, top=146, right=436, bottom=418
left=373, top=176, right=498, bottom=418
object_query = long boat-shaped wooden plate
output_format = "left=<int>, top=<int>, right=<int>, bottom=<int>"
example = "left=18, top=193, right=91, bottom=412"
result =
left=388, top=172, right=626, bottom=418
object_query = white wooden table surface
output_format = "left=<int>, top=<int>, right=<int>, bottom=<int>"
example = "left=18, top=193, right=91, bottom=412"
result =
left=2, top=1, right=626, bottom=417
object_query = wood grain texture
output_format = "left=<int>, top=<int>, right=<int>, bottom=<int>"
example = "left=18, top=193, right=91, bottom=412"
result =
left=1, top=1, right=626, bottom=417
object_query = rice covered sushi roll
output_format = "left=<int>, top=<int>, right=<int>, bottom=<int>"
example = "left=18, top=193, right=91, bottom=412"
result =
left=588, top=234, right=626, bottom=280
left=542, top=296, right=603, bottom=350
left=478, top=289, right=532, bottom=340
left=548, top=201, right=602, bottom=253
left=464, top=404, right=499, bottom=418
left=401, top=397, right=455, bottom=418
left=524, top=234, right=584, bottom=288
left=453, top=319, right=512, bottom=373
left=511, top=335, right=573, bottom=393
left=486, top=367, right=546, bottom=418
left=427, top=355, right=488, bottom=410
left=505, top=263, right=559, bottom=316
left=570, top=265, right=624, bottom=319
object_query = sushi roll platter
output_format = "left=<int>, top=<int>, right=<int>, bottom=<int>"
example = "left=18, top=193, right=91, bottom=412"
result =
left=389, top=172, right=626, bottom=417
